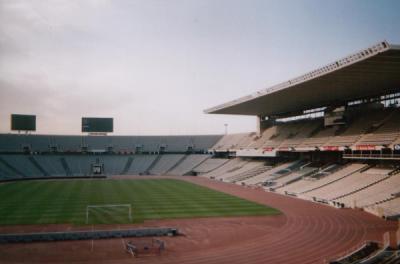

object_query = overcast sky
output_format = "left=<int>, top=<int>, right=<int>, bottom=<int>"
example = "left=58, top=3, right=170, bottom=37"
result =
left=1, top=0, right=400, bottom=135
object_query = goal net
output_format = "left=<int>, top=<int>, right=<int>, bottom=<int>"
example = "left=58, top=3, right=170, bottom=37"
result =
left=86, top=204, right=132, bottom=224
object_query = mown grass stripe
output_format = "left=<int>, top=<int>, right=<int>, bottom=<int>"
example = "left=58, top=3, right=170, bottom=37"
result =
left=0, top=179, right=279, bottom=225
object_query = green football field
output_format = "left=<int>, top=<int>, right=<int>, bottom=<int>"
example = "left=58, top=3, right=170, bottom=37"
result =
left=0, top=179, right=279, bottom=225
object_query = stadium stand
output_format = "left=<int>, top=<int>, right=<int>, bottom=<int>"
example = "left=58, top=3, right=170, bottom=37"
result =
left=305, top=167, right=391, bottom=202
left=31, top=155, right=65, bottom=176
left=0, top=155, right=44, bottom=177
left=211, top=133, right=254, bottom=151
left=0, top=134, right=222, bottom=153
left=192, top=158, right=230, bottom=174
left=334, top=170, right=400, bottom=208
left=64, top=155, right=93, bottom=176
left=238, top=162, right=296, bottom=185
left=0, top=157, right=24, bottom=179
left=216, top=160, right=265, bottom=182
left=277, top=163, right=344, bottom=194
left=201, top=158, right=247, bottom=179
left=148, top=154, right=186, bottom=175
left=269, top=165, right=318, bottom=190
left=208, top=106, right=400, bottom=152
left=0, top=154, right=215, bottom=178
left=227, top=164, right=272, bottom=183
left=365, top=197, right=400, bottom=218
left=125, top=155, right=158, bottom=175
left=100, top=155, right=130, bottom=175
left=166, top=154, right=210, bottom=176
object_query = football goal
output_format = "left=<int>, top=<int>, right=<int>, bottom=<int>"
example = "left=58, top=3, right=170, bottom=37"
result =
left=86, top=204, right=132, bottom=224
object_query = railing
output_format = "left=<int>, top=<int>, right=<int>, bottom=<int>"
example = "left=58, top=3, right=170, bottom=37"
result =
left=343, top=153, right=400, bottom=160
left=326, top=241, right=380, bottom=264
left=0, top=227, right=179, bottom=243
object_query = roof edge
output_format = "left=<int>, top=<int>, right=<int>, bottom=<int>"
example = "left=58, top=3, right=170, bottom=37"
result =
left=204, top=40, right=393, bottom=115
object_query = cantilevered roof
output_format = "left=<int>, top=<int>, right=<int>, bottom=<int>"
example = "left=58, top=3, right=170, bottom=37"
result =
left=205, top=41, right=400, bottom=116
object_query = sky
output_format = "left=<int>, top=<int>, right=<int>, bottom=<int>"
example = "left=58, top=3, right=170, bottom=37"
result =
left=0, top=0, right=400, bottom=135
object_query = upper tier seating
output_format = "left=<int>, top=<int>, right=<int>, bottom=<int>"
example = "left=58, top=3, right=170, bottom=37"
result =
left=212, top=133, right=255, bottom=150
left=298, top=126, right=337, bottom=148
left=278, top=121, right=321, bottom=148
left=213, top=106, right=400, bottom=151
left=263, top=122, right=306, bottom=148
left=0, top=134, right=222, bottom=153
left=0, top=154, right=212, bottom=179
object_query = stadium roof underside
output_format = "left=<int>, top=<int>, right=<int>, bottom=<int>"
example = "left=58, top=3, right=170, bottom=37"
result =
left=204, top=41, right=400, bottom=117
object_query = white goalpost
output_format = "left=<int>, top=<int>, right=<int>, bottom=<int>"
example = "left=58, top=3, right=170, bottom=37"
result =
left=86, top=204, right=132, bottom=224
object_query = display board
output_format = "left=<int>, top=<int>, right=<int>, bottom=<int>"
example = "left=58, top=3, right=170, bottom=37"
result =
left=11, top=114, right=36, bottom=131
left=82, top=117, right=113, bottom=133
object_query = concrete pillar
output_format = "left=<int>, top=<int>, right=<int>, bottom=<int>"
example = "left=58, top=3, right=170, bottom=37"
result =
left=256, top=115, right=263, bottom=137
left=256, top=115, right=273, bottom=137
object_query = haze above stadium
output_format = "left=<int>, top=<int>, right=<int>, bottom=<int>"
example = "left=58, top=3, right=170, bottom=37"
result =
left=1, top=0, right=400, bottom=135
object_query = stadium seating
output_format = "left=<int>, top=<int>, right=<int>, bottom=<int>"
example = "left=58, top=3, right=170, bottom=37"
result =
left=125, top=155, right=158, bottom=175
left=0, top=134, right=221, bottom=153
left=275, top=163, right=366, bottom=196
left=271, top=166, right=317, bottom=190
left=334, top=171, right=400, bottom=208
left=212, top=133, right=255, bottom=150
left=201, top=158, right=247, bottom=179
left=0, top=155, right=45, bottom=177
left=216, top=161, right=266, bottom=182
left=167, top=154, right=210, bottom=176
left=237, top=162, right=296, bottom=185
left=32, top=155, right=67, bottom=176
left=227, top=165, right=272, bottom=183
left=377, top=197, right=400, bottom=217
left=192, top=158, right=230, bottom=174
left=100, top=155, right=130, bottom=175
left=148, top=154, right=186, bottom=175
left=210, top=106, right=400, bottom=151
left=0, top=154, right=215, bottom=178
left=0, top=157, right=23, bottom=179
left=303, top=167, right=390, bottom=201
left=64, top=156, right=93, bottom=176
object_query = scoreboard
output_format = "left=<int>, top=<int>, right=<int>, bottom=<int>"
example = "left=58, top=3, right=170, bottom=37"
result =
left=11, top=114, right=36, bottom=131
left=82, top=117, right=113, bottom=133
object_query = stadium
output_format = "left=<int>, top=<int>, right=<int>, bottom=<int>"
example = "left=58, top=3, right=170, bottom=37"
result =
left=0, top=39, right=400, bottom=264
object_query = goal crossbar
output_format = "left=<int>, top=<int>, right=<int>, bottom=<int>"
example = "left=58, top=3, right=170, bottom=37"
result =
left=86, top=204, right=132, bottom=224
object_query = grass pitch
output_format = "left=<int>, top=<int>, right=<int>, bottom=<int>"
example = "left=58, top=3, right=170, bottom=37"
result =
left=0, top=179, right=279, bottom=225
